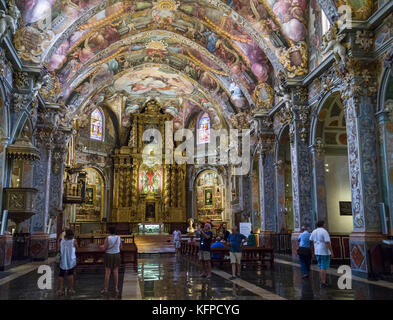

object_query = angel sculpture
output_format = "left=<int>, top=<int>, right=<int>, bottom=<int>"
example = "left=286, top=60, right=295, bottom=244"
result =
left=0, top=5, right=20, bottom=43
left=321, top=24, right=347, bottom=65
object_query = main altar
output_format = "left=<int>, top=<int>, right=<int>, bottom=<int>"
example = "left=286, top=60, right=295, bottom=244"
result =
left=111, top=100, right=186, bottom=226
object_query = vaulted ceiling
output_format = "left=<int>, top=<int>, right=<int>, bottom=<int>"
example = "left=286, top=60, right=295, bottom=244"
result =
left=13, top=0, right=372, bottom=127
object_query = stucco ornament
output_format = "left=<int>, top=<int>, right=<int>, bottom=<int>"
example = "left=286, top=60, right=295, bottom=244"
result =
left=0, top=4, right=20, bottom=43
left=230, top=111, right=250, bottom=129
left=278, top=42, right=308, bottom=78
left=355, top=30, right=374, bottom=52
left=274, top=71, right=291, bottom=111
left=321, top=23, right=347, bottom=65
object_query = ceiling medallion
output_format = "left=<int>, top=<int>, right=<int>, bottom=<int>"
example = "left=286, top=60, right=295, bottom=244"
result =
left=153, top=0, right=180, bottom=11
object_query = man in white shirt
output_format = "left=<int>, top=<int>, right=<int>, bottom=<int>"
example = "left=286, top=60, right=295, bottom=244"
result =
left=310, top=220, right=334, bottom=287
left=173, top=229, right=182, bottom=254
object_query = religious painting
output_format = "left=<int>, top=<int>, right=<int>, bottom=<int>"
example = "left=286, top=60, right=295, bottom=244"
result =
left=86, top=186, right=95, bottom=206
left=139, top=166, right=163, bottom=194
left=204, top=188, right=213, bottom=206
left=339, top=201, right=353, bottom=216
left=114, top=66, right=194, bottom=97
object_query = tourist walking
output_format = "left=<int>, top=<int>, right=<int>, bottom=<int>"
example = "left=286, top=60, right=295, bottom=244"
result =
left=247, top=230, right=257, bottom=247
left=228, top=225, right=247, bottom=280
left=57, top=228, right=78, bottom=296
left=310, top=221, right=334, bottom=287
left=198, top=223, right=213, bottom=279
left=297, top=225, right=312, bottom=278
left=102, top=226, right=122, bottom=295
left=173, top=228, right=182, bottom=254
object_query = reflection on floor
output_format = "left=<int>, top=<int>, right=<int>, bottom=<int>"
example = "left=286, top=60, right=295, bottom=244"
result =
left=138, top=256, right=262, bottom=300
left=137, top=255, right=393, bottom=300
left=1, top=254, right=393, bottom=300
left=0, top=262, right=124, bottom=300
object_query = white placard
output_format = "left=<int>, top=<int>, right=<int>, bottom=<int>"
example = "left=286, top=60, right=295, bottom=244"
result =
left=239, top=222, right=252, bottom=237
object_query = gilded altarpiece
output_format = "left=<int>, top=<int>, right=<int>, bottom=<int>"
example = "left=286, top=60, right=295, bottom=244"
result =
left=111, top=100, right=186, bottom=224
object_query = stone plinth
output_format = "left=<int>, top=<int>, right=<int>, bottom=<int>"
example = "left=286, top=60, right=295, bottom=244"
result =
left=30, top=233, right=49, bottom=261
left=0, top=234, right=13, bottom=270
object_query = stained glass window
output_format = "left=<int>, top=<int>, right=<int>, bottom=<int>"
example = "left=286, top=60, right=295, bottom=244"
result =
left=197, top=112, right=210, bottom=144
left=90, top=108, right=104, bottom=141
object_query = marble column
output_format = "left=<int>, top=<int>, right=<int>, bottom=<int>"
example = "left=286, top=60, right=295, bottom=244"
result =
left=341, top=60, right=384, bottom=276
left=376, top=109, right=393, bottom=236
left=289, top=88, right=313, bottom=256
left=259, top=151, right=276, bottom=247
left=310, top=138, right=328, bottom=227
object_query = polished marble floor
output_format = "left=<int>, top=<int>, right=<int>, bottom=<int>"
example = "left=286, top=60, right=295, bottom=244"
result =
left=0, top=262, right=124, bottom=300
left=0, top=254, right=393, bottom=300
left=137, top=255, right=393, bottom=300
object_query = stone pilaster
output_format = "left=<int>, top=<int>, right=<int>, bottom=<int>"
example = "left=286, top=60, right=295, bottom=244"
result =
left=341, top=58, right=384, bottom=275
left=48, top=127, right=73, bottom=234
left=257, top=130, right=276, bottom=247
left=274, top=159, right=286, bottom=233
left=30, top=125, right=54, bottom=234
left=310, top=138, right=328, bottom=226
left=289, top=87, right=313, bottom=256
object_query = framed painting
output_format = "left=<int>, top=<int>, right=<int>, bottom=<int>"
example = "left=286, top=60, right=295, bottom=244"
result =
left=339, top=201, right=352, bottom=216
left=86, top=185, right=96, bottom=206
left=204, top=187, right=214, bottom=207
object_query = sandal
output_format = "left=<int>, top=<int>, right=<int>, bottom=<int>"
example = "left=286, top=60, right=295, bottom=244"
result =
left=56, top=290, right=64, bottom=296
left=68, top=289, right=75, bottom=296
left=100, top=289, right=108, bottom=294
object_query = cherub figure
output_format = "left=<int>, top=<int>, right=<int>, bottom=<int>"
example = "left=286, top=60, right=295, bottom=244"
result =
left=0, top=5, right=20, bottom=43
left=321, top=24, right=347, bottom=65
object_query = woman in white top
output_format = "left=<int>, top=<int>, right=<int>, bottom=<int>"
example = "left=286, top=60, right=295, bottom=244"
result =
left=102, top=226, right=122, bottom=295
left=57, top=229, right=78, bottom=296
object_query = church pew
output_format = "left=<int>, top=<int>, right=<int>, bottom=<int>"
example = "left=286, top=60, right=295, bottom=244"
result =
left=181, top=242, right=274, bottom=268
left=75, top=243, right=138, bottom=269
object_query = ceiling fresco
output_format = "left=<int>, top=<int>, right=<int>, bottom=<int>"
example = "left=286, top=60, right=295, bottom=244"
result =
left=12, top=0, right=324, bottom=122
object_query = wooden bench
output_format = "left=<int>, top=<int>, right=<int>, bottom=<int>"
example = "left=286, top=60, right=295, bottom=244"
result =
left=75, top=235, right=138, bottom=269
left=76, top=243, right=138, bottom=268
left=180, top=241, right=274, bottom=268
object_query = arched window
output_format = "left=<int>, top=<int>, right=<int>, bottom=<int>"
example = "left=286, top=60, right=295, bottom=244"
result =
left=197, top=112, right=210, bottom=145
left=90, top=108, right=104, bottom=141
